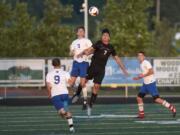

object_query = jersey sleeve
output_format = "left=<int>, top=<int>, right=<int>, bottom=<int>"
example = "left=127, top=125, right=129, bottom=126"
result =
left=111, top=46, right=117, bottom=56
left=70, top=41, right=74, bottom=52
left=145, top=60, right=152, bottom=69
left=87, top=39, right=93, bottom=48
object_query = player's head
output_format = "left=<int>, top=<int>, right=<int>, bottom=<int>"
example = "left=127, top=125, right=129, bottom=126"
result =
left=52, top=58, right=61, bottom=68
left=101, top=28, right=110, bottom=45
left=137, top=51, right=145, bottom=62
left=76, top=26, right=85, bottom=38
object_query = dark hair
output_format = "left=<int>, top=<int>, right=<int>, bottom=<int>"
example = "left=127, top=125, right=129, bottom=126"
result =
left=52, top=58, right=61, bottom=67
left=138, top=51, right=145, bottom=55
left=76, top=26, right=85, bottom=32
left=102, top=28, right=110, bottom=36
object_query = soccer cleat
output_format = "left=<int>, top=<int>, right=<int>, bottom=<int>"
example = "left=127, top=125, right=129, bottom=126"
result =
left=71, top=94, right=80, bottom=104
left=69, top=127, right=75, bottom=133
left=170, top=105, right=176, bottom=118
left=82, top=100, right=88, bottom=110
left=137, top=111, right=144, bottom=119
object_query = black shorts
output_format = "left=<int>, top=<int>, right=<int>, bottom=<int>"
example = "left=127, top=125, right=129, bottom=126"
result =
left=86, top=65, right=105, bottom=84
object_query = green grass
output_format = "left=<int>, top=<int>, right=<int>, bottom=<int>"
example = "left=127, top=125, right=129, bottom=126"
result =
left=0, top=103, right=180, bottom=135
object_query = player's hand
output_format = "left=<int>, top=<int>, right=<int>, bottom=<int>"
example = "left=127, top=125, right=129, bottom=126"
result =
left=123, top=70, right=129, bottom=77
left=48, top=94, right=51, bottom=99
left=138, top=74, right=144, bottom=78
left=133, top=74, right=144, bottom=80
left=133, top=77, right=140, bottom=80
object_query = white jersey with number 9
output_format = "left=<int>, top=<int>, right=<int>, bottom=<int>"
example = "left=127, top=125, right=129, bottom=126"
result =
left=46, top=69, right=70, bottom=97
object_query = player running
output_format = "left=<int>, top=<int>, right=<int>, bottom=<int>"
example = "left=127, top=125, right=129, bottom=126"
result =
left=69, top=26, right=92, bottom=110
left=133, top=51, right=176, bottom=118
left=46, top=58, right=75, bottom=133
left=72, top=29, right=128, bottom=113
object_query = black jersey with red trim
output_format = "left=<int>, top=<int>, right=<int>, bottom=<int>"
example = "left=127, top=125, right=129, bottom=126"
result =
left=91, top=40, right=117, bottom=70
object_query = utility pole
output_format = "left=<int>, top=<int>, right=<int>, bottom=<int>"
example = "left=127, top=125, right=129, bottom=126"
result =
left=80, top=0, right=88, bottom=38
left=156, top=0, right=160, bottom=23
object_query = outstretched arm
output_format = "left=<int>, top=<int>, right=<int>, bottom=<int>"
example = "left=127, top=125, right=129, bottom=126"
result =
left=112, top=55, right=129, bottom=76
left=133, top=68, right=154, bottom=80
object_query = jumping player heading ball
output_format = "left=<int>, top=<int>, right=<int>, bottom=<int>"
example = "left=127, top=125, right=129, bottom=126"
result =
left=72, top=29, right=129, bottom=114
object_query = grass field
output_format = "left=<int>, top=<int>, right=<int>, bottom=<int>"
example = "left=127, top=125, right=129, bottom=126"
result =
left=0, top=103, right=180, bottom=135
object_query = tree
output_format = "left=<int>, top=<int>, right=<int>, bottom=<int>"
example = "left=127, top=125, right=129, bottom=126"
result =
left=97, top=0, right=153, bottom=56
left=152, top=19, right=178, bottom=56
left=160, top=0, right=180, bottom=25
left=34, top=0, right=74, bottom=57
left=0, top=2, right=36, bottom=57
left=0, top=0, right=75, bottom=57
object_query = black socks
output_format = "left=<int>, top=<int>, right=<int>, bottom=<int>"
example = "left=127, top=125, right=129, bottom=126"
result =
left=89, top=93, right=97, bottom=108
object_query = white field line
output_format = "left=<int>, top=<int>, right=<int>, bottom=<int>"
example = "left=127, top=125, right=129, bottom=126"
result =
left=0, top=110, right=139, bottom=115
left=0, top=113, right=176, bottom=120
left=74, top=114, right=137, bottom=118
left=0, top=120, right=178, bottom=124
left=0, top=123, right=180, bottom=128
left=135, top=120, right=180, bottom=124
left=0, top=108, right=171, bottom=113
left=0, top=122, right=141, bottom=126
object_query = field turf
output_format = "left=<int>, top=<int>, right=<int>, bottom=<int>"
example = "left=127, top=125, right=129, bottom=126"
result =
left=0, top=103, right=180, bottom=135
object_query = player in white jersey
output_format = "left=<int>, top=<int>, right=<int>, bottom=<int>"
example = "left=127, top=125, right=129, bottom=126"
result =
left=133, top=51, right=176, bottom=118
left=69, top=26, right=92, bottom=110
left=46, top=58, right=75, bottom=133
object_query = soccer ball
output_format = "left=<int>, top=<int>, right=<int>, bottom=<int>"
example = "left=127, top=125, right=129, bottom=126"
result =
left=89, top=6, right=99, bottom=16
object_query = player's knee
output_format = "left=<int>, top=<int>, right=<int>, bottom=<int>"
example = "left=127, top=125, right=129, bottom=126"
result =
left=137, top=93, right=145, bottom=99
left=136, top=96, right=142, bottom=102
left=136, top=96, right=141, bottom=100
left=94, top=84, right=100, bottom=90
left=58, top=109, right=66, bottom=118
left=153, top=95, right=160, bottom=102
left=66, top=112, right=72, bottom=118
left=80, top=82, right=86, bottom=88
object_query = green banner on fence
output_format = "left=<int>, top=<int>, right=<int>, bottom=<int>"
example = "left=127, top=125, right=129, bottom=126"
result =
left=0, top=59, right=45, bottom=87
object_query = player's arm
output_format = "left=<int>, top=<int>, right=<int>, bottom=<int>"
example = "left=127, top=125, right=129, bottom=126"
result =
left=77, top=41, right=97, bottom=58
left=69, top=43, right=75, bottom=56
left=112, top=55, right=129, bottom=76
left=77, top=47, right=95, bottom=58
left=65, top=72, right=74, bottom=90
left=46, top=82, right=52, bottom=99
left=69, top=50, right=74, bottom=56
left=69, top=48, right=75, bottom=56
left=83, top=47, right=95, bottom=55
left=134, top=61, right=154, bottom=80
left=133, top=68, right=154, bottom=80
left=142, top=68, right=154, bottom=77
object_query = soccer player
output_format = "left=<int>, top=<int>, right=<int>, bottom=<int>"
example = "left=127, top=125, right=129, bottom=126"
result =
left=46, top=58, right=75, bottom=133
left=69, top=26, right=92, bottom=110
left=72, top=28, right=128, bottom=113
left=133, top=51, right=176, bottom=118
